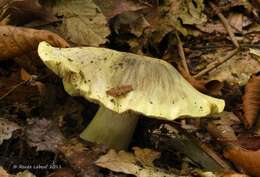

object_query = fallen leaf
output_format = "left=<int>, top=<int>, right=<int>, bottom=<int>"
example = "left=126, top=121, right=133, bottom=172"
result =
left=0, top=67, right=44, bottom=103
left=216, top=0, right=252, bottom=12
left=250, top=48, right=260, bottom=61
left=59, top=140, right=101, bottom=177
left=207, top=49, right=260, bottom=85
left=235, top=136, right=260, bottom=150
left=165, top=0, right=207, bottom=36
left=25, top=118, right=65, bottom=152
left=0, top=0, right=52, bottom=25
left=242, top=73, right=260, bottom=128
left=20, top=68, right=47, bottom=96
left=195, top=169, right=249, bottom=177
left=0, top=25, right=69, bottom=59
left=12, top=170, right=36, bottom=177
left=113, top=0, right=206, bottom=47
left=224, top=145, right=260, bottom=177
left=47, top=168, right=75, bottom=177
left=51, top=0, right=110, bottom=46
left=94, top=0, right=146, bottom=20
left=0, top=167, right=8, bottom=177
left=207, top=112, right=240, bottom=143
left=0, top=118, right=21, bottom=145
left=132, top=147, right=160, bottom=166
left=177, top=64, right=223, bottom=96
left=20, top=68, right=32, bottom=81
left=196, top=13, right=245, bottom=34
left=111, top=11, right=150, bottom=37
left=151, top=123, right=231, bottom=171
left=228, top=13, right=243, bottom=32
left=96, top=148, right=182, bottom=177
left=14, top=51, right=44, bottom=74
left=0, top=166, right=36, bottom=177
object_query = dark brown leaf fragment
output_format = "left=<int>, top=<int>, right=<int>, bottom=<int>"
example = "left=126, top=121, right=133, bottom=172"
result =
left=242, top=74, right=260, bottom=128
left=0, top=0, right=53, bottom=25
left=47, top=168, right=76, bottom=177
left=106, top=85, right=133, bottom=97
left=25, top=118, right=65, bottom=152
left=59, top=141, right=102, bottom=177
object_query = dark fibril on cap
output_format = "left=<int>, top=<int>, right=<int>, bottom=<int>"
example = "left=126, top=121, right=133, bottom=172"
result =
left=38, top=41, right=225, bottom=149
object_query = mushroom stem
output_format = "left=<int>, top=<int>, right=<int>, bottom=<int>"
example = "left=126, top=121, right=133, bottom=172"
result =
left=80, top=106, right=139, bottom=150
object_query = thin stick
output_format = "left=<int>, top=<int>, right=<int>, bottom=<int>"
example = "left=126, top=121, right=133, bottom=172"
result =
left=176, top=32, right=190, bottom=75
left=194, top=48, right=239, bottom=78
left=0, top=81, right=27, bottom=100
left=209, top=2, right=239, bottom=48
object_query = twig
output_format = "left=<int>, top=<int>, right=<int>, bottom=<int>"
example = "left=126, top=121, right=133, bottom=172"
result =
left=209, top=2, right=239, bottom=48
left=194, top=48, right=239, bottom=78
left=176, top=32, right=190, bottom=75
left=197, top=141, right=232, bottom=170
left=190, top=43, right=260, bottom=50
left=0, top=80, right=27, bottom=100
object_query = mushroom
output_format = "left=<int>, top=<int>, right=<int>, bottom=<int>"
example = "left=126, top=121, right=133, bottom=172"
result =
left=38, top=41, right=225, bottom=149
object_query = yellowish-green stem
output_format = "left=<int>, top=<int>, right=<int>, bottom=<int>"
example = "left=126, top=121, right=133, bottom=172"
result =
left=80, top=106, right=138, bottom=149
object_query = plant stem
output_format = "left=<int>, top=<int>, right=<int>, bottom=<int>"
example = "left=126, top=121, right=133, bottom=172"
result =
left=80, top=106, right=139, bottom=150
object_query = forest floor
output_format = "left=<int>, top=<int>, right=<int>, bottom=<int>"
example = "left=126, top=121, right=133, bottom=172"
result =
left=0, top=0, right=259, bottom=177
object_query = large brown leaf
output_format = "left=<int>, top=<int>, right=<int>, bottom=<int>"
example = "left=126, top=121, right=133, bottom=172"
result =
left=242, top=73, right=260, bottom=128
left=224, top=145, right=260, bottom=177
left=0, top=25, right=69, bottom=59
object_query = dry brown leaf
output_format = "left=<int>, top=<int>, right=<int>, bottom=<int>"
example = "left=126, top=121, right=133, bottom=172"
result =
left=0, top=166, right=36, bottom=177
left=228, top=13, right=243, bottom=32
left=0, top=0, right=53, bottom=25
left=25, top=119, right=65, bottom=152
left=20, top=68, right=47, bottom=95
left=0, top=167, right=9, bottom=177
left=94, top=0, right=146, bottom=20
left=14, top=51, right=44, bottom=74
left=20, top=68, right=32, bottom=81
left=196, top=13, right=245, bottom=34
left=195, top=169, right=249, bottom=177
left=96, top=147, right=179, bottom=177
left=112, top=11, right=150, bottom=37
left=178, top=64, right=223, bottom=96
left=0, top=25, right=69, bottom=59
left=207, top=50, right=260, bottom=85
left=12, top=170, right=36, bottom=177
left=207, top=112, right=240, bottom=143
left=222, top=173, right=249, bottom=177
left=59, top=141, right=101, bottom=177
left=0, top=68, right=43, bottom=103
left=224, top=145, right=260, bottom=177
left=235, top=136, right=260, bottom=150
left=242, top=74, right=260, bottom=128
left=47, top=168, right=75, bottom=177
left=249, top=48, right=260, bottom=61
left=0, top=118, right=21, bottom=145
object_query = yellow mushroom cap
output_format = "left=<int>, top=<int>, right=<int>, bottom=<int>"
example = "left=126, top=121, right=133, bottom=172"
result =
left=38, top=41, right=225, bottom=120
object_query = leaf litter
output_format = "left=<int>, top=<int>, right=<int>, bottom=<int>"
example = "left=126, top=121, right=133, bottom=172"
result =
left=0, top=0, right=259, bottom=176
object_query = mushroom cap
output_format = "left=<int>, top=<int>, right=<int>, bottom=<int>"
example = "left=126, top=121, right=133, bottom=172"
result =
left=38, top=41, right=225, bottom=120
